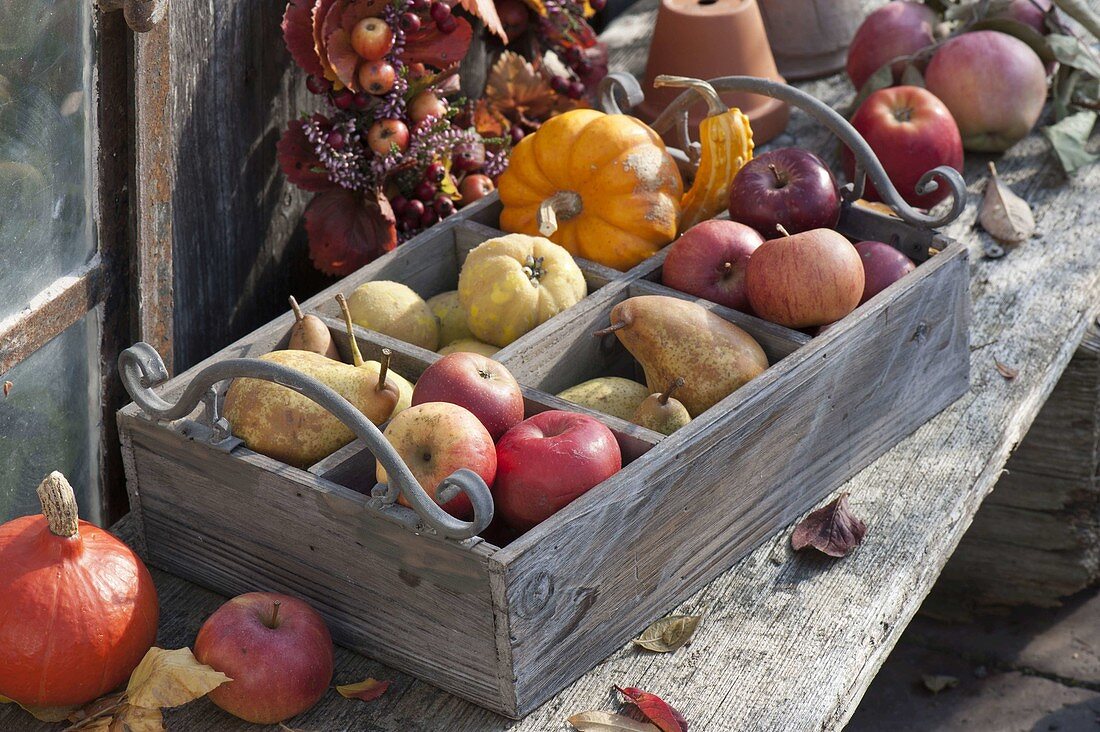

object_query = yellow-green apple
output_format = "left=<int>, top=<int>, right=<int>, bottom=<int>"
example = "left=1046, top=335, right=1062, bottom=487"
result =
left=727, top=149, right=841, bottom=239
left=378, top=402, right=497, bottom=518
left=925, top=31, right=1048, bottom=152
left=494, top=410, right=621, bottom=530
left=854, top=240, right=915, bottom=304
left=194, top=592, right=333, bottom=725
left=661, top=220, right=763, bottom=312
left=745, top=227, right=864, bottom=328
left=846, top=1, right=937, bottom=90
left=411, top=352, right=524, bottom=440
left=843, top=85, right=963, bottom=208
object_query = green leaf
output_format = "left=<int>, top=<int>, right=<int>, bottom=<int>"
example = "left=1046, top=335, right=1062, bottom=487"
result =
left=1047, top=34, right=1100, bottom=79
left=945, top=0, right=1013, bottom=22
left=970, top=18, right=1055, bottom=63
left=1041, top=111, right=1099, bottom=174
left=848, top=64, right=895, bottom=116
left=1053, top=0, right=1100, bottom=40
left=901, top=64, right=925, bottom=88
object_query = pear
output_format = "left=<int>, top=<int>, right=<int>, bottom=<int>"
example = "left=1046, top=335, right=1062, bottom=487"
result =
left=336, top=294, right=414, bottom=416
left=557, top=377, right=649, bottom=421
left=632, top=377, right=691, bottom=435
left=346, top=280, right=439, bottom=351
left=286, top=296, right=339, bottom=359
left=428, top=290, right=474, bottom=348
left=438, top=338, right=499, bottom=358
left=223, top=349, right=399, bottom=469
left=595, top=295, right=768, bottom=417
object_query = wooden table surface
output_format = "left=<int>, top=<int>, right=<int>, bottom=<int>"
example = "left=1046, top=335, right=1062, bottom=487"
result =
left=6, top=1, right=1100, bottom=730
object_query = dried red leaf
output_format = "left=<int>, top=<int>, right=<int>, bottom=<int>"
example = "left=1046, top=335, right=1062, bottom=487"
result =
left=313, top=0, right=341, bottom=81
left=326, top=28, right=360, bottom=90
left=305, top=189, right=397, bottom=276
left=2, top=381, right=11, bottom=397
left=457, top=0, right=507, bottom=40
left=335, top=677, right=391, bottom=702
left=616, top=687, right=688, bottom=732
left=283, top=0, right=325, bottom=76
left=278, top=116, right=336, bottom=192
left=791, top=493, right=867, bottom=558
left=401, top=17, right=473, bottom=70
left=994, top=360, right=1019, bottom=380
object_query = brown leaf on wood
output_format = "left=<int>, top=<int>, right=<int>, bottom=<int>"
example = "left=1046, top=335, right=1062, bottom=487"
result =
left=979, top=162, right=1035, bottom=244
left=568, top=711, right=660, bottom=731
left=336, top=677, right=391, bottom=702
left=791, top=493, right=867, bottom=558
left=922, top=674, right=958, bottom=694
left=126, top=647, right=231, bottom=710
left=484, top=51, right=577, bottom=128
left=2, top=380, right=11, bottom=396
left=106, top=704, right=164, bottom=732
left=994, top=360, right=1019, bottom=380
left=633, top=615, right=701, bottom=653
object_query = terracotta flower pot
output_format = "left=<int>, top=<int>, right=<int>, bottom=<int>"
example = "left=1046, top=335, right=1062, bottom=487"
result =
left=758, top=0, right=863, bottom=80
left=640, top=0, right=789, bottom=144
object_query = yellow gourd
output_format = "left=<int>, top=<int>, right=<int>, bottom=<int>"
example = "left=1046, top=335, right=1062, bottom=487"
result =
left=498, top=109, right=683, bottom=271
left=654, top=75, right=754, bottom=232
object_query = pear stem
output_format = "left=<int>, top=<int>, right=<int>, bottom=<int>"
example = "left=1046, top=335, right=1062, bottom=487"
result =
left=775, top=224, right=792, bottom=238
left=378, top=348, right=391, bottom=392
left=288, top=296, right=305, bottom=324
left=593, top=320, right=628, bottom=338
left=660, top=377, right=685, bottom=406
left=336, top=294, right=365, bottom=368
left=267, top=600, right=281, bottom=629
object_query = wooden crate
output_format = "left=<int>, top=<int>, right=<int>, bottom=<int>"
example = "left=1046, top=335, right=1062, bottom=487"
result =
left=118, top=194, right=970, bottom=717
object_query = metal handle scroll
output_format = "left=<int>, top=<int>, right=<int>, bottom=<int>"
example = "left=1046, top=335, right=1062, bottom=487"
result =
left=118, top=342, right=494, bottom=540
left=597, top=72, right=967, bottom=230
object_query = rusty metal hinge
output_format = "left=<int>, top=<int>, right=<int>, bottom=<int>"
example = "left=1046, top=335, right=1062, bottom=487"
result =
left=98, top=0, right=167, bottom=32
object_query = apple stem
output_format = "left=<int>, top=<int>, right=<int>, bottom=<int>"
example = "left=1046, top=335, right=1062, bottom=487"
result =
left=378, top=348, right=391, bottom=391
left=336, top=293, right=365, bottom=368
left=775, top=224, right=792, bottom=238
left=268, top=600, right=281, bottom=629
left=288, top=296, right=305, bottom=324
left=593, top=320, right=628, bottom=337
left=722, top=261, right=733, bottom=274
left=768, top=164, right=785, bottom=187
left=659, top=377, right=685, bottom=406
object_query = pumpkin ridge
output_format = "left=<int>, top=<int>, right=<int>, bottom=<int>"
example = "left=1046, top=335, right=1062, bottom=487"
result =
left=35, top=541, right=65, bottom=704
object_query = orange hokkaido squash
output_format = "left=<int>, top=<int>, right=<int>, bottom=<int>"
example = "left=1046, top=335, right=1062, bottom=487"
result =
left=0, top=472, right=159, bottom=709
left=498, top=109, right=684, bottom=271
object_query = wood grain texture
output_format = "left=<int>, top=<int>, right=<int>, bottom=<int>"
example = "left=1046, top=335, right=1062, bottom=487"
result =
left=757, top=0, right=863, bottom=80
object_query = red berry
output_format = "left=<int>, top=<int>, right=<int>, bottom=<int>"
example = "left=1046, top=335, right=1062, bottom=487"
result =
left=425, top=161, right=446, bottom=183
left=434, top=196, right=456, bottom=217
left=452, top=141, right=486, bottom=172
left=390, top=194, right=409, bottom=216
left=430, top=2, right=452, bottom=23
left=567, top=81, right=585, bottom=99
left=403, top=198, right=426, bottom=221
left=351, top=18, right=394, bottom=60
left=498, top=0, right=530, bottom=38
left=410, top=0, right=431, bottom=10
left=574, top=60, right=592, bottom=76
left=550, top=75, right=571, bottom=94
left=353, top=92, right=371, bottom=110
left=590, top=0, right=606, bottom=10
left=437, top=14, right=458, bottom=33
left=358, top=60, right=396, bottom=95
left=326, top=130, right=345, bottom=150
left=415, top=180, right=438, bottom=201
left=333, top=90, right=355, bottom=109
left=509, top=126, right=525, bottom=144
left=421, top=207, right=440, bottom=226
left=399, top=12, right=421, bottom=32
left=306, top=75, right=330, bottom=94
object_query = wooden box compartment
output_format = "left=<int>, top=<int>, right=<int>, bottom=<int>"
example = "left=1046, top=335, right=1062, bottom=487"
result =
left=118, top=195, right=970, bottom=717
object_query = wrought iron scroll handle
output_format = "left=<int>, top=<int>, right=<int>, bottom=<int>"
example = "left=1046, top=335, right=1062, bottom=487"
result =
left=98, top=0, right=167, bottom=32
left=118, top=343, right=494, bottom=541
left=597, top=72, right=968, bottom=230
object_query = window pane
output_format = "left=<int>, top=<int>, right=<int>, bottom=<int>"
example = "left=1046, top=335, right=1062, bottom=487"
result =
left=0, top=314, right=101, bottom=525
left=0, top=0, right=94, bottom=321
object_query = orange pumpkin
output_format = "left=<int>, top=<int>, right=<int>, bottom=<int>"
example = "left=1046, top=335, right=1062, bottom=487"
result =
left=0, top=472, right=159, bottom=709
left=498, top=109, right=684, bottom=271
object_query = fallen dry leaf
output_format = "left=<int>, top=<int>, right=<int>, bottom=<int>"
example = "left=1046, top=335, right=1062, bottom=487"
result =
left=616, top=687, right=687, bottom=732
left=568, top=710, right=660, bottom=731
left=922, top=674, right=959, bottom=694
left=336, top=677, right=391, bottom=703
left=126, top=647, right=230, bottom=710
left=105, top=704, right=164, bottom=732
left=994, top=360, right=1019, bottom=380
left=633, top=615, right=701, bottom=653
left=3, top=380, right=12, bottom=396
left=0, top=694, right=77, bottom=723
left=791, top=493, right=867, bottom=558
left=979, top=161, right=1035, bottom=244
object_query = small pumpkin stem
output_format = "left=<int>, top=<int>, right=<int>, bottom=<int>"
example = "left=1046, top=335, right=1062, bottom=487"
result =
left=336, top=294, right=364, bottom=368
left=288, top=295, right=305, bottom=324
left=536, top=191, right=583, bottom=237
left=653, top=75, right=728, bottom=115
left=593, top=320, right=628, bottom=337
left=659, top=377, right=685, bottom=406
left=377, top=348, right=391, bottom=392
left=776, top=224, right=792, bottom=238
left=37, top=471, right=80, bottom=538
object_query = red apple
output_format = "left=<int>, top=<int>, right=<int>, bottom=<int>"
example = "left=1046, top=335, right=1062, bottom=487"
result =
left=358, top=60, right=396, bottom=95
left=661, top=219, right=763, bottom=312
left=843, top=85, right=963, bottom=209
left=367, top=118, right=410, bottom=155
left=411, top=352, right=524, bottom=441
left=854, top=240, right=915, bottom=304
left=194, top=592, right=333, bottom=725
left=727, top=148, right=841, bottom=239
left=745, top=227, right=865, bottom=328
left=925, top=31, right=1048, bottom=152
left=993, top=0, right=1053, bottom=34
left=378, top=402, right=497, bottom=518
left=846, top=1, right=937, bottom=90
left=459, top=174, right=495, bottom=205
left=494, top=410, right=621, bottom=530
left=351, top=17, right=394, bottom=61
